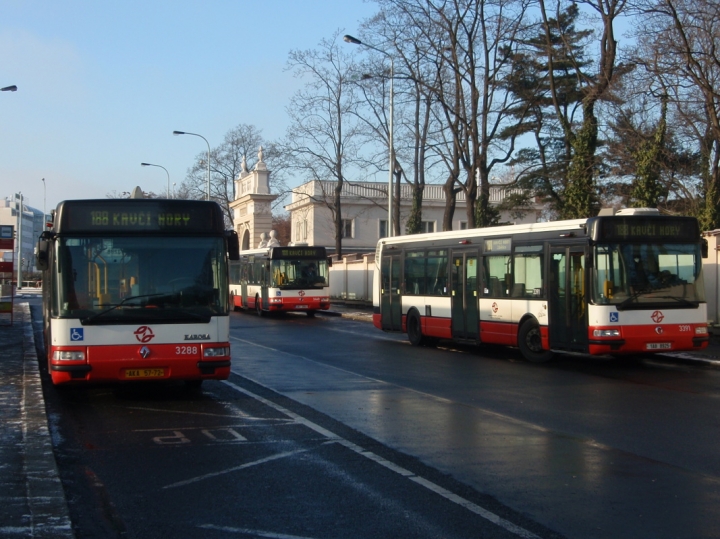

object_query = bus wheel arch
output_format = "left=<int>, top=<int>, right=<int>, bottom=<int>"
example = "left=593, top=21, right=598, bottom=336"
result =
left=407, top=308, right=426, bottom=346
left=517, top=317, right=554, bottom=363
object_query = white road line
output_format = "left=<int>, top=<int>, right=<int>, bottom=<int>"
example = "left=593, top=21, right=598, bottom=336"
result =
left=222, top=380, right=542, bottom=539
left=125, top=405, right=254, bottom=418
left=199, top=525, right=320, bottom=539
left=163, top=448, right=312, bottom=489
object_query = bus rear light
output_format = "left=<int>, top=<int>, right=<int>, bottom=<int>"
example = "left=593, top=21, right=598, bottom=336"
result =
left=695, top=326, right=708, bottom=335
left=204, top=347, right=230, bottom=358
left=593, top=329, right=621, bottom=338
left=53, top=350, right=86, bottom=361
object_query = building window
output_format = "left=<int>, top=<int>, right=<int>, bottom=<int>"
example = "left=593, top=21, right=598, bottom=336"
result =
left=379, top=219, right=388, bottom=239
left=421, top=221, right=435, bottom=234
left=341, top=219, right=353, bottom=239
left=459, top=221, right=468, bottom=230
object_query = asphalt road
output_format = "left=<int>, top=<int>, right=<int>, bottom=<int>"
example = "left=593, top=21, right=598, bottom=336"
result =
left=39, top=306, right=720, bottom=539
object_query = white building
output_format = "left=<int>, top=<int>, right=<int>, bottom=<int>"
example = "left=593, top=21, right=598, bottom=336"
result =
left=285, top=180, right=543, bottom=252
left=0, top=195, right=45, bottom=276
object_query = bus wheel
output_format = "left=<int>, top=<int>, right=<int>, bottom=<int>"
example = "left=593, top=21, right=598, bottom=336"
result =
left=255, top=296, right=264, bottom=317
left=518, top=319, right=553, bottom=363
left=407, top=310, right=426, bottom=346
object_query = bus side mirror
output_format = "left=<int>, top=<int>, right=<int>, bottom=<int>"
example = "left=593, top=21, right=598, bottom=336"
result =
left=702, top=238, right=708, bottom=259
left=35, top=231, right=53, bottom=271
left=226, top=230, right=239, bottom=261
left=36, top=241, right=49, bottom=270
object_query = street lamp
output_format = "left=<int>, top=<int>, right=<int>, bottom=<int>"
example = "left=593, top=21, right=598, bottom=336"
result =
left=140, top=163, right=170, bottom=198
left=344, top=34, right=394, bottom=237
left=1, top=85, right=17, bottom=92
left=173, top=130, right=211, bottom=200
left=41, top=178, right=46, bottom=219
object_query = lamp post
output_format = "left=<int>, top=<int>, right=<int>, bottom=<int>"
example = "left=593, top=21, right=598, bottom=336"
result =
left=173, top=131, right=211, bottom=200
left=140, top=163, right=170, bottom=198
left=1, top=85, right=17, bottom=92
left=41, top=178, right=46, bottom=220
left=344, top=34, right=394, bottom=237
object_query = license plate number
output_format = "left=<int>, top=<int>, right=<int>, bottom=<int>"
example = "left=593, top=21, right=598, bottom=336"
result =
left=646, top=343, right=672, bottom=350
left=295, top=305, right=308, bottom=309
left=125, top=368, right=165, bottom=378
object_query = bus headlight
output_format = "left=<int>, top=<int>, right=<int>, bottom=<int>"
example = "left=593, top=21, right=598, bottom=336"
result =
left=593, top=329, right=621, bottom=338
left=204, top=347, right=230, bottom=357
left=695, top=326, right=708, bottom=335
left=53, top=350, right=86, bottom=361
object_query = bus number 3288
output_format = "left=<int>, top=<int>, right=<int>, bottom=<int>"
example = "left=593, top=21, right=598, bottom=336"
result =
left=176, top=346, right=199, bottom=355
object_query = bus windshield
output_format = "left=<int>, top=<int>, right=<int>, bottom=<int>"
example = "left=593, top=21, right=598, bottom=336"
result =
left=593, top=242, right=705, bottom=308
left=54, top=236, right=228, bottom=322
left=270, top=258, right=328, bottom=289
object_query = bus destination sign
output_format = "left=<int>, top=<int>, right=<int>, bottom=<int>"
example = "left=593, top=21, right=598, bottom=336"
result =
left=598, top=217, right=699, bottom=242
left=272, top=247, right=327, bottom=260
left=57, top=200, right=224, bottom=234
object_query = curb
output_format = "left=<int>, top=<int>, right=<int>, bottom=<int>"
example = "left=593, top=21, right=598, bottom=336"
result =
left=17, top=303, right=74, bottom=538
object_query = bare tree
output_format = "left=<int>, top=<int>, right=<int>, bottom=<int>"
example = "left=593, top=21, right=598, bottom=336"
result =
left=282, top=30, right=364, bottom=256
left=632, top=0, right=720, bottom=229
left=181, top=124, right=287, bottom=227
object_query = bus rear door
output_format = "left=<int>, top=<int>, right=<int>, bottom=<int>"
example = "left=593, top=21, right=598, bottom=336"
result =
left=450, top=251, right=479, bottom=340
left=548, top=245, right=588, bottom=351
left=380, top=254, right=402, bottom=331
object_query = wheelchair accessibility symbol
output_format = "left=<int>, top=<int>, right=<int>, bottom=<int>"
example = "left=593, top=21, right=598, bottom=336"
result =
left=609, top=312, right=619, bottom=323
left=70, top=328, right=84, bottom=341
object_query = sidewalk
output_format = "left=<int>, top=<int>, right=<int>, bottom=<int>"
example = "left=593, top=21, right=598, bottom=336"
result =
left=0, top=302, right=73, bottom=537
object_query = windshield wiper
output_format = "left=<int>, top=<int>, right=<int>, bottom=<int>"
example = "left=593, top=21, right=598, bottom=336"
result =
left=80, top=293, right=166, bottom=324
left=616, top=289, right=648, bottom=311
left=654, top=296, right=699, bottom=308
left=617, top=290, right=698, bottom=311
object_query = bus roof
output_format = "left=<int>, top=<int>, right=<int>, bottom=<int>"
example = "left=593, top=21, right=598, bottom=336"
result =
left=377, top=213, right=700, bottom=249
left=52, top=199, right=226, bottom=235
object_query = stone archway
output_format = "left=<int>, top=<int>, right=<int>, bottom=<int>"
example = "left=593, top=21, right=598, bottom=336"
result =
left=241, top=229, right=250, bottom=250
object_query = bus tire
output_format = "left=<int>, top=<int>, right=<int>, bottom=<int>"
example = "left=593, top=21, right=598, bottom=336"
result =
left=518, top=319, right=553, bottom=363
left=407, top=310, right=426, bottom=346
left=255, top=296, right=264, bottom=317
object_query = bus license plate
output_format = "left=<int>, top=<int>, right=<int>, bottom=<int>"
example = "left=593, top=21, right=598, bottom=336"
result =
left=295, top=305, right=308, bottom=309
left=646, top=343, right=672, bottom=350
left=125, top=368, right=165, bottom=378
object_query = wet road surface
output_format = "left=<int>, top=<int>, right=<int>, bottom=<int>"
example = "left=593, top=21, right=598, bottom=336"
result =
left=229, top=310, right=720, bottom=539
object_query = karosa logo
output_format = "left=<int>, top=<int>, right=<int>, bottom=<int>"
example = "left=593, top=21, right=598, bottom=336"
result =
left=134, top=326, right=155, bottom=343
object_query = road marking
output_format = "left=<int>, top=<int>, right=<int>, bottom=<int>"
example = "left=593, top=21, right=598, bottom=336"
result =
left=163, top=448, right=312, bottom=489
left=222, top=380, right=542, bottom=539
left=199, top=525, right=320, bottom=539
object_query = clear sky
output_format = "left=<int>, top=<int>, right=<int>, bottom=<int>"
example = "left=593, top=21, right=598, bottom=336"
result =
left=0, top=0, right=378, bottom=215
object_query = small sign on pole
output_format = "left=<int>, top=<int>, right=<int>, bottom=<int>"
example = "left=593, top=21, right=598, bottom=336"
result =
left=0, top=225, right=15, bottom=325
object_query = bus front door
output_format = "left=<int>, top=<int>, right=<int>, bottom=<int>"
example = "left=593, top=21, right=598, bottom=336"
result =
left=548, top=246, right=588, bottom=351
left=451, top=251, right=479, bottom=340
left=381, top=254, right=402, bottom=331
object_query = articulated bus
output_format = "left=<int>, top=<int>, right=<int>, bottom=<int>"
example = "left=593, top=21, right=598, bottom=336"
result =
left=36, top=198, right=239, bottom=387
left=373, top=208, right=709, bottom=362
left=230, top=246, right=330, bottom=316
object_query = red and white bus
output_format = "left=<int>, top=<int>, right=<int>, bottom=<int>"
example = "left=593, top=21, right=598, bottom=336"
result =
left=230, top=246, right=330, bottom=316
left=373, top=208, right=709, bottom=362
left=36, top=198, right=239, bottom=387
